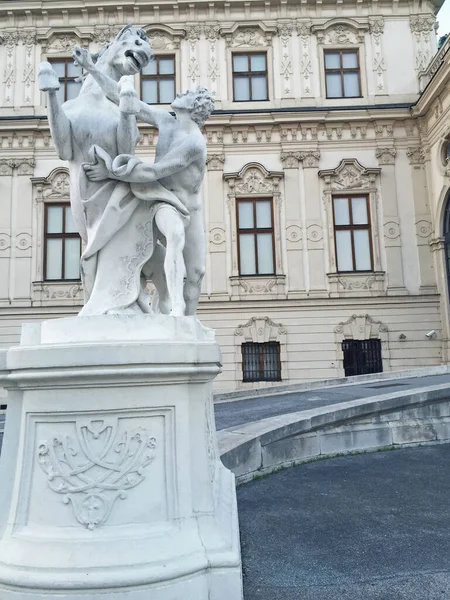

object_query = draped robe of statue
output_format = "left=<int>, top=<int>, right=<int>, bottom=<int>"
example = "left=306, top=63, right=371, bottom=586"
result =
left=78, top=146, right=189, bottom=316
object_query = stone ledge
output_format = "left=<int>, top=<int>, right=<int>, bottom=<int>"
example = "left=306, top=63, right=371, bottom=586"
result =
left=218, top=382, right=450, bottom=482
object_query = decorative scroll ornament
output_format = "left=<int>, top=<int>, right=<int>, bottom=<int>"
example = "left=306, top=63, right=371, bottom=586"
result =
left=375, top=147, right=397, bottom=165
left=38, top=419, right=157, bottom=530
left=319, top=159, right=380, bottom=191
left=224, top=163, right=283, bottom=195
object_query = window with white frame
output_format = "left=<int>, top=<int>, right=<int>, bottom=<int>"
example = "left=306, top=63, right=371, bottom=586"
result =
left=324, top=50, right=361, bottom=98
left=237, top=198, right=275, bottom=275
left=140, top=55, right=176, bottom=104
left=44, top=203, right=81, bottom=281
left=232, top=53, right=269, bottom=101
left=332, top=194, right=373, bottom=272
left=47, top=58, right=83, bottom=103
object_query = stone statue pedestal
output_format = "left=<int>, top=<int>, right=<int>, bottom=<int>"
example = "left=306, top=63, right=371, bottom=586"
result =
left=0, top=315, right=243, bottom=599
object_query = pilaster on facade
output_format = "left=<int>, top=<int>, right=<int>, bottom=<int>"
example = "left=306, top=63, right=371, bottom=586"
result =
left=410, top=14, right=437, bottom=74
left=204, top=23, right=220, bottom=98
left=296, top=20, right=313, bottom=99
left=368, top=17, right=388, bottom=96
left=276, top=21, right=294, bottom=98
left=185, top=24, right=201, bottom=88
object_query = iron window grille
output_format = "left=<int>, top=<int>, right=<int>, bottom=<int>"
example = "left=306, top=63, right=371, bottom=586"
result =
left=342, top=339, right=382, bottom=377
left=242, top=342, right=281, bottom=382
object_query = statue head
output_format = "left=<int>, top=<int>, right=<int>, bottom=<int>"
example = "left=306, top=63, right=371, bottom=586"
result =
left=96, top=25, right=152, bottom=76
left=171, top=87, right=215, bottom=127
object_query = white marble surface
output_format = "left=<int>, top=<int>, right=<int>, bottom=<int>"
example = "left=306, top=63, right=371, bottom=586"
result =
left=0, top=315, right=243, bottom=599
left=39, top=26, right=214, bottom=318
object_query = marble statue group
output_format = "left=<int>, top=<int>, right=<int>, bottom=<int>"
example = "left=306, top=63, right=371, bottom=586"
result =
left=38, top=25, right=215, bottom=317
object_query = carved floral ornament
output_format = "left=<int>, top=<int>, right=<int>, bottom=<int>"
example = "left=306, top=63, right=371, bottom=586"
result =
left=313, top=19, right=368, bottom=45
left=280, top=150, right=321, bottom=169
left=0, top=158, right=35, bottom=176
left=144, top=25, right=185, bottom=51
left=31, top=167, right=70, bottom=200
left=224, top=163, right=283, bottom=195
left=0, top=29, right=37, bottom=46
left=375, top=147, right=397, bottom=166
left=318, top=159, right=380, bottom=191
left=37, top=28, right=92, bottom=54
left=220, top=22, right=277, bottom=48
left=410, top=15, right=437, bottom=35
left=38, top=418, right=157, bottom=530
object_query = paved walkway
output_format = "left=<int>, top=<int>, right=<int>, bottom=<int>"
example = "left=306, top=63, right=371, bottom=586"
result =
left=215, top=373, right=450, bottom=430
left=237, top=443, right=450, bottom=600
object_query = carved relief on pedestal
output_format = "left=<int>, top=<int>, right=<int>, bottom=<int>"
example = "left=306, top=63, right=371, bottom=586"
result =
left=37, top=417, right=157, bottom=530
left=369, top=17, right=387, bottom=95
left=410, top=15, right=436, bottom=72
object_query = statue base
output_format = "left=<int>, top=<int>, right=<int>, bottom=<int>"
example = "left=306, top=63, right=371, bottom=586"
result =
left=0, top=316, right=243, bottom=599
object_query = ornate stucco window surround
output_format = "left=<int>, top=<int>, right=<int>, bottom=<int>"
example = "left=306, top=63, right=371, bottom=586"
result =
left=142, top=25, right=185, bottom=104
left=37, top=28, right=92, bottom=108
left=31, top=168, right=83, bottom=307
left=220, top=22, right=277, bottom=107
left=234, top=316, right=289, bottom=387
left=319, top=159, right=385, bottom=297
left=312, top=18, right=369, bottom=105
left=224, top=163, right=286, bottom=300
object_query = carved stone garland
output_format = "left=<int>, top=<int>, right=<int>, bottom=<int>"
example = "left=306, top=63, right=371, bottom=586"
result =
left=318, top=159, right=383, bottom=285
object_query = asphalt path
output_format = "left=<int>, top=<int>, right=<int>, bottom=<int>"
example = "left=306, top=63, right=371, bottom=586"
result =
left=215, top=373, right=450, bottom=430
left=237, top=443, right=450, bottom=600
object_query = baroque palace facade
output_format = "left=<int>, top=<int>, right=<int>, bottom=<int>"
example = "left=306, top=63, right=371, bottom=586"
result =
left=0, top=0, right=449, bottom=391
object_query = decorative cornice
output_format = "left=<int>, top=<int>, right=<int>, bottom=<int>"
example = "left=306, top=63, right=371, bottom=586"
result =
left=224, top=162, right=283, bottom=195
left=319, top=158, right=380, bottom=191
left=312, top=18, right=368, bottom=45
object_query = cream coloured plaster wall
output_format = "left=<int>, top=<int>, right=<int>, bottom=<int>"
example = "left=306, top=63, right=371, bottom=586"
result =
left=0, top=0, right=446, bottom=391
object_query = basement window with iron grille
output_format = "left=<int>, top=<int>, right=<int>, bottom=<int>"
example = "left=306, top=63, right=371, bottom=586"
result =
left=242, top=342, right=281, bottom=382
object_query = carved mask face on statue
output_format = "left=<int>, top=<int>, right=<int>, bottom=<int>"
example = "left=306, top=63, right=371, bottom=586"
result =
left=108, top=26, right=152, bottom=76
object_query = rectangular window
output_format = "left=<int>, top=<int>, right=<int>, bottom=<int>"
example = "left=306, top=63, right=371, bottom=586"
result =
left=333, top=195, right=373, bottom=272
left=141, top=56, right=176, bottom=104
left=44, top=203, right=82, bottom=281
left=342, top=339, right=382, bottom=376
left=47, top=59, right=83, bottom=103
left=233, top=53, right=268, bottom=101
left=237, top=198, right=275, bottom=275
left=242, top=342, right=281, bottom=382
left=324, top=50, right=361, bottom=99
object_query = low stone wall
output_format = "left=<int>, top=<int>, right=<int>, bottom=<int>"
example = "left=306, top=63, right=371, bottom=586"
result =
left=219, top=384, right=450, bottom=483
